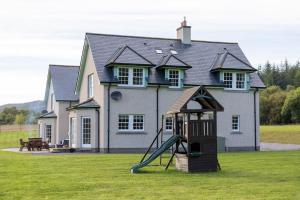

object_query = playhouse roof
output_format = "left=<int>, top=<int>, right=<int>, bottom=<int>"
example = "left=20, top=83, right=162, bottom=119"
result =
left=167, top=86, right=224, bottom=114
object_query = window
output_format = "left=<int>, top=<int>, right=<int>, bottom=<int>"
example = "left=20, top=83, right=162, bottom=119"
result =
left=50, top=94, right=54, bottom=110
left=170, top=50, right=178, bottom=55
left=222, top=72, right=247, bottom=90
left=133, top=68, right=143, bottom=85
left=118, top=68, right=129, bottom=85
left=165, top=117, right=173, bottom=131
left=88, top=74, right=94, bottom=98
left=133, top=115, right=144, bottom=130
left=224, top=72, right=233, bottom=88
left=118, top=114, right=144, bottom=131
left=155, top=49, right=163, bottom=54
left=118, top=115, right=129, bottom=130
left=46, top=125, right=52, bottom=143
left=236, top=73, right=245, bottom=89
left=232, top=115, right=240, bottom=131
left=82, top=117, right=91, bottom=147
left=118, top=67, right=145, bottom=86
left=169, top=70, right=180, bottom=88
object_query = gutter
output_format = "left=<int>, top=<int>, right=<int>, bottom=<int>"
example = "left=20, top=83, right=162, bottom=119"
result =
left=156, top=85, right=160, bottom=149
left=254, top=88, right=258, bottom=151
left=107, top=83, right=111, bottom=153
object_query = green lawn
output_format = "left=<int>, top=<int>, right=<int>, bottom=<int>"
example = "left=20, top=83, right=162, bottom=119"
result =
left=260, top=124, right=300, bottom=144
left=0, top=131, right=300, bottom=199
left=0, top=131, right=37, bottom=149
left=0, top=151, right=299, bottom=200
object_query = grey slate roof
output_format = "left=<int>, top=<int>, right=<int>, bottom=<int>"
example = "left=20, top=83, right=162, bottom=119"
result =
left=157, top=54, right=191, bottom=69
left=105, top=45, right=154, bottom=67
left=39, top=111, right=57, bottom=119
left=210, top=50, right=257, bottom=72
left=85, top=33, right=265, bottom=88
left=48, top=65, right=79, bottom=101
left=167, top=86, right=224, bottom=114
left=67, top=99, right=100, bottom=110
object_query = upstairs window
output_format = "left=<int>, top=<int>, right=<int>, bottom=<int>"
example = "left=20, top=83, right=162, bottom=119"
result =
left=224, top=72, right=233, bottom=88
left=118, top=67, right=145, bottom=87
left=222, top=72, right=247, bottom=90
left=169, top=70, right=180, bottom=88
left=118, top=68, right=129, bottom=85
left=236, top=73, right=245, bottom=89
left=88, top=74, right=94, bottom=98
left=118, top=114, right=144, bottom=131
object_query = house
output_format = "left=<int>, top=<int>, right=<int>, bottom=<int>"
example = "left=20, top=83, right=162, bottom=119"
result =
left=39, top=19, right=265, bottom=152
left=38, top=65, right=79, bottom=145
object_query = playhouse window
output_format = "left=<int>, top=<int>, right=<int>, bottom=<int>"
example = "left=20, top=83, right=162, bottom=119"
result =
left=88, top=74, right=94, bottom=98
left=165, top=117, right=173, bottom=131
left=118, top=114, right=144, bottom=131
left=232, top=115, right=240, bottom=131
left=45, top=125, right=51, bottom=143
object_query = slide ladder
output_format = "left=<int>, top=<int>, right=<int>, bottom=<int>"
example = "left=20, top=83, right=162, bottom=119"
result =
left=131, top=135, right=180, bottom=173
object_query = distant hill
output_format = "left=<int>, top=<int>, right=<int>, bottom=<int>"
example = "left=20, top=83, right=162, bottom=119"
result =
left=0, top=100, right=46, bottom=113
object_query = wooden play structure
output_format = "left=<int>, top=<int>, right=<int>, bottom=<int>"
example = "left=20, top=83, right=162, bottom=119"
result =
left=131, top=86, right=224, bottom=173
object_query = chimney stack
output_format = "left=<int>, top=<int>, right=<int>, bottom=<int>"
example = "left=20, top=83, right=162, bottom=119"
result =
left=176, top=17, right=191, bottom=44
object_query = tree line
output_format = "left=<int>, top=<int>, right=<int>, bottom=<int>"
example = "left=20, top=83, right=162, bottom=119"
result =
left=258, top=60, right=300, bottom=124
left=0, top=107, right=40, bottom=125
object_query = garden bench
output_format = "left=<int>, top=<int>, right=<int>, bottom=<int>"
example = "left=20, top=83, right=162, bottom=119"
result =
left=19, top=139, right=29, bottom=151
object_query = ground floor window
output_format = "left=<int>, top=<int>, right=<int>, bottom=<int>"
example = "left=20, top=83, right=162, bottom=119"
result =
left=165, top=117, right=173, bottom=131
left=82, top=117, right=91, bottom=147
left=46, top=125, right=52, bottom=143
left=118, top=114, right=144, bottom=131
left=232, top=115, right=240, bottom=131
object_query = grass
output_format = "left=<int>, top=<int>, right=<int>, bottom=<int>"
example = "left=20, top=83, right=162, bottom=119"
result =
left=0, top=151, right=299, bottom=200
left=0, top=131, right=300, bottom=199
left=260, top=124, right=300, bottom=144
left=0, top=131, right=37, bottom=149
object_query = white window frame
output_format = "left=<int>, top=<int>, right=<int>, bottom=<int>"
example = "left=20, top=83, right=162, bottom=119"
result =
left=70, top=118, right=76, bottom=147
left=81, top=117, right=91, bottom=148
left=221, top=72, right=247, bottom=90
left=118, top=114, right=144, bottom=132
left=45, top=124, right=52, bottom=144
left=165, top=117, right=173, bottom=131
left=88, top=74, right=94, bottom=98
left=118, top=67, right=145, bottom=87
left=168, top=69, right=181, bottom=88
left=232, top=115, right=240, bottom=132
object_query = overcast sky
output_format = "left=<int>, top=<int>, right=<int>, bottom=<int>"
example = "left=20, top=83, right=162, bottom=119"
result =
left=0, top=0, right=300, bottom=105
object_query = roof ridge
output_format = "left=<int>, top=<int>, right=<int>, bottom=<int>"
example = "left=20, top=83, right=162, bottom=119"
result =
left=86, top=32, right=238, bottom=44
left=49, top=64, right=79, bottom=68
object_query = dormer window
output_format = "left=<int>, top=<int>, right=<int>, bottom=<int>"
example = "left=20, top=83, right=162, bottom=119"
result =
left=169, top=70, right=180, bottom=87
left=117, top=67, right=145, bottom=87
left=221, top=72, right=247, bottom=90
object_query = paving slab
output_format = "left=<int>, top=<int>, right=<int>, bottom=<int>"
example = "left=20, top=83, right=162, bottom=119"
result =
left=260, top=142, right=300, bottom=151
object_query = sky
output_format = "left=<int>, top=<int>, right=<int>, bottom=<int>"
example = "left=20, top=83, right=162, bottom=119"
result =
left=0, top=0, right=300, bottom=105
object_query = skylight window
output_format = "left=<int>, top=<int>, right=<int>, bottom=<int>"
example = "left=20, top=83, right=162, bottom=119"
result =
left=155, top=49, right=163, bottom=54
left=170, top=50, right=178, bottom=55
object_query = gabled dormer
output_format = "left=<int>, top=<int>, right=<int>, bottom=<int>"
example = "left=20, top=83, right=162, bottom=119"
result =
left=156, top=54, right=191, bottom=88
left=210, top=49, right=257, bottom=90
left=105, top=45, right=154, bottom=87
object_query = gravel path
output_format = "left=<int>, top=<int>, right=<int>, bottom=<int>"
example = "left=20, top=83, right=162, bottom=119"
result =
left=260, top=142, right=300, bottom=151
